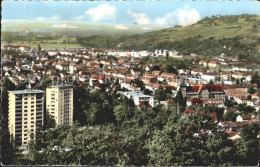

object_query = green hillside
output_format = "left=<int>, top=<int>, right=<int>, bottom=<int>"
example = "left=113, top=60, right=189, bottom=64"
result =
left=77, top=14, right=259, bottom=61
left=119, top=14, right=259, bottom=49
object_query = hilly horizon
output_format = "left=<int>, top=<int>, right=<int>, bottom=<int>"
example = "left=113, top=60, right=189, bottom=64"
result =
left=1, top=21, right=165, bottom=36
left=1, top=14, right=259, bottom=62
left=76, top=14, right=259, bottom=61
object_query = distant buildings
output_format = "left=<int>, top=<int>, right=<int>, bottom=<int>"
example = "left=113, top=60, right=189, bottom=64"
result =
left=2, top=44, right=30, bottom=52
left=8, top=89, right=44, bottom=149
left=46, top=84, right=73, bottom=126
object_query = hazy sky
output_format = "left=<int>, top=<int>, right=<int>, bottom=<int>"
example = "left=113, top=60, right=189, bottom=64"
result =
left=2, top=0, right=259, bottom=27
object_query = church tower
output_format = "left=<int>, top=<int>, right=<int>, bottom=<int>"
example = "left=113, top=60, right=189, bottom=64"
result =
left=178, top=74, right=187, bottom=97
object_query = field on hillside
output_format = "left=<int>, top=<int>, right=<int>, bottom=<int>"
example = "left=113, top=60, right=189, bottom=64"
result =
left=7, top=37, right=83, bottom=49
left=8, top=41, right=83, bottom=49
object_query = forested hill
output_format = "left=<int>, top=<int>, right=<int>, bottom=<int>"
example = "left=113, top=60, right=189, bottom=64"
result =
left=77, top=14, right=260, bottom=61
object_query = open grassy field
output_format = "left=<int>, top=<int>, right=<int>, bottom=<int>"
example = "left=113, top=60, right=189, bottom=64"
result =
left=8, top=41, right=83, bottom=49
left=7, top=37, right=83, bottom=49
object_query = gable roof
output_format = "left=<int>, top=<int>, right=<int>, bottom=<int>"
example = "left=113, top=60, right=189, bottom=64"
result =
left=239, top=114, right=251, bottom=120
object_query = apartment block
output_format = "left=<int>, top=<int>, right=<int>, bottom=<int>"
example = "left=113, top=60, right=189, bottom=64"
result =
left=8, top=89, right=44, bottom=149
left=46, top=84, right=73, bottom=126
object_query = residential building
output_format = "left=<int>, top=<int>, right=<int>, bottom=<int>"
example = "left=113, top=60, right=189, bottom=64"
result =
left=236, top=115, right=251, bottom=122
left=199, top=60, right=208, bottom=67
left=8, top=89, right=44, bottom=149
left=201, top=72, right=217, bottom=83
left=46, top=84, right=73, bottom=126
left=208, top=60, right=219, bottom=68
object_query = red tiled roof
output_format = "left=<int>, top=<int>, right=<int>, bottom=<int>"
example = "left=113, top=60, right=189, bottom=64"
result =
left=91, top=75, right=105, bottom=80
left=240, top=114, right=251, bottom=120
left=189, top=98, right=203, bottom=103
left=225, top=130, right=240, bottom=138
left=184, top=109, right=205, bottom=115
left=205, top=85, right=224, bottom=91
left=138, top=101, right=152, bottom=108
left=191, top=86, right=199, bottom=92
left=184, top=109, right=196, bottom=114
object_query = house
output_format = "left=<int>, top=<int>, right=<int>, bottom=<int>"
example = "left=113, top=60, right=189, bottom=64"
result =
left=252, top=92, right=260, bottom=100
left=191, top=68, right=205, bottom=75
left=157, top=73, right=176, bottom=83
left=208, top=60, right=219, bottom=68
left=60, top=50, right=75, bottom=56
left=162, top=99, right=176, bottom=108
left=47, top=50, right=59, bottom=56
left=201, top=72, right=217, bottom=83
left=225, top=89, right=249, bottom=104
left=218, top=121, right=237, bottom=131
left=236, top=115, right=252, bottom=122
left=199, top=60, right=208, bottom=67
left=183, top=109, right=205, bottom=116
left=69, top=62, right=77, bottom=74
left=203, top=99, right=224, bottom=108
left=152, top=70, right=161, bottom=76
left=118, top=91, right=154, bottom=107
left=182, top=109, right=224, bottom=121
left=120, top=78, right=132, bottom=90
left=187, top=98, right=203, bottom=106
left=225, top=130, right=241, bottom=140
left=141, top=73, right=157, bottom=84
left=224, top=107, right=238, bottom=114
left=232, top=66, right=252, bottom=72
left=55, top=61, right=69, bottom=71
left=3, top=64, right=12, bottom=71
left=145, top=82, right=162, bottom=92
left=178, top=69, right=190, bottom=75
left=89, top=74, right=106, bottom=87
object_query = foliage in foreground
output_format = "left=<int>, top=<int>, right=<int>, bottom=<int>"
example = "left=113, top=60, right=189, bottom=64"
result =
left=1, top=79, right=259, bottom=166
left=7, top=104, right=260, bottom=166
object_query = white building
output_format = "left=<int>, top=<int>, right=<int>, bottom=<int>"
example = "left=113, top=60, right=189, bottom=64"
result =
left=201, top=73, right=217, bottom=83
left=118, top=91, right=154, bottom=107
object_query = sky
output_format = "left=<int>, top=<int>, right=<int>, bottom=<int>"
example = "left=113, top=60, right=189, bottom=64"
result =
left=2, top=0, right=259, bottom=27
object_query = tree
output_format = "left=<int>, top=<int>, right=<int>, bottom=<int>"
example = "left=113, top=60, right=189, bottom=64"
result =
left=37, top=44, right=41, bottom=52
left=15, top=83, right=26, bottom=90
left=164, top=64, right=177, bottom=74
left=114, top=104, right=134, bottom=125
left=73, top=86, right=88, bottom=125
left=1, top=78, right=19, bottom=164
left=174, top=90, right=186, bottom=110
left=236, top=79, right=240, bottom=85
left=0, top=118, right=17, bottom=165
left=224, top=110, right=238, bottom=121
left=248, top=86, right=256, bottom=94
left=151, top=65, right=160, bottom=72
left=238, top=104, right=255, bottom=114
left=251, top=72, right=260, bottom=88
left=235, top=123, right=259, bottom=166
left=154, top=88, right=166, bottom=101
left=35, top=78, right=52, bottom=90
left=46, top=112, right=56, bottom=129
left=143, top=89, right=152, bottom=95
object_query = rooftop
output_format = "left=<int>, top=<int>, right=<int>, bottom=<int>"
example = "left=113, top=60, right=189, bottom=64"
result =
left=49, top=84, right=73, bottom=88
left=9, top=89, right=44, bottom=94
